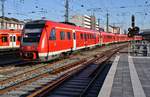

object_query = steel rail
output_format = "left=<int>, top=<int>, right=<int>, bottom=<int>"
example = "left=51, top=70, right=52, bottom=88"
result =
left=79, top=45, right=126, bottom=97
left=27, top=44, right=128, bottom=97
left=0, top=59, right=86, bottom=94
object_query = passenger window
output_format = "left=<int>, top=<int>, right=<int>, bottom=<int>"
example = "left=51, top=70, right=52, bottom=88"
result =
left=88, top=34, right=90, bottom=39
left=67, top=32, right=71, bottom=40
left=84, top=34, right=86, bottom=39
left=2, top=36, right=8, bottom=42
left=80, top=33, right=83, bottom=39
left=92, top=34, right=94, bottom=39
left=94, top=34, right=96, bottom=39
left=49, top=28, right=56, bottom=40
left=60, top=31, right=65, bottom=40
left=87, top=34, right=88, bottom=39
left=107, top=36, right=112, bottom=39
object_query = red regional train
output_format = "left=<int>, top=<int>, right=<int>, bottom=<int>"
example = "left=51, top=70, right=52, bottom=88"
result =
left=0, top=29, right=21, bottom=51
left=20, top=20, right=142, bottom=61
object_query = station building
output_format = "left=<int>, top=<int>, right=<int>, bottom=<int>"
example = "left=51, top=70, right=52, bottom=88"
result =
left=0, top=16, right=24, bottom=30
left=70, top=14, right=121, bottom=34
left=69, top=14, right=99, bottom=31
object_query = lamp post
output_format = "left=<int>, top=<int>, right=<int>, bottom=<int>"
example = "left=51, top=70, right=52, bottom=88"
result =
left=1, top=0, right=6, bottom=29
left=65, top=0, right=69, bottom=22
left=106, top=12, right=109, bottom=33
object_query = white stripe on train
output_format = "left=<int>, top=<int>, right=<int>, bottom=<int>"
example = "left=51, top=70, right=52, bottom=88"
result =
left=39, top=44, right=98, bottom=57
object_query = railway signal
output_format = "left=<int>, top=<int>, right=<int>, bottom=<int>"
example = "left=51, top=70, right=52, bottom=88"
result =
left=128, top=15, right=140, bottom=37
left=128, top=26, right=140, bottom=37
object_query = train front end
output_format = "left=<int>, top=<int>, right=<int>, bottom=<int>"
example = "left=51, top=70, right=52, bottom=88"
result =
left=20, top=20, right=46, bottom=60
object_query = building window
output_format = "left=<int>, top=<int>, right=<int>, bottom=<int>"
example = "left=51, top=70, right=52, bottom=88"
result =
left=60, top=31, right=65, bottom=40
left=49, top=28, right=56, bottom=40
left=16, top=24, right=18, bottom=29
left=18, top=25, right=20, bottom=29
left=67, top=32, right=71, bottom=40
left=11, top=24, right=13, bottom=28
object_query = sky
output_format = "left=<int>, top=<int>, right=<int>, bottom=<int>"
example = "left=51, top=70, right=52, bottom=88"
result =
left=3, top=0, right=150, bottom=31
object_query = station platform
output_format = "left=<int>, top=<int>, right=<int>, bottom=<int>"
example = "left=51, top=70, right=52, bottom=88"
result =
left=98, top=46, right=150, bottom=97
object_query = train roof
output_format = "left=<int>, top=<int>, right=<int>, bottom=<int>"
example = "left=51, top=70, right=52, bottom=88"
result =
left=26, top=20, right=99, bottom=34
left=48, top=20, right=99, bottom=33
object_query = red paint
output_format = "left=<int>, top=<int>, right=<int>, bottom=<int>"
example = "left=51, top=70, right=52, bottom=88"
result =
left=20, top=20, right=142, bottom=61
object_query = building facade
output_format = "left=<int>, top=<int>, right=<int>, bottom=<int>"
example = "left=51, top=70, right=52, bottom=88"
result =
left=70, top=14, right=99, bottom=31
left=0, top=17, right=24, bottom=30
left=109, top=25, right=120, bottom=34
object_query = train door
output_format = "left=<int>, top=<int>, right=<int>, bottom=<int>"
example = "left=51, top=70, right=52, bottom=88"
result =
left=100, top=34, right=103, bottom=45
left=9, top=34, right=16, bottom=48
left=73, top=30, right=76, bottom=50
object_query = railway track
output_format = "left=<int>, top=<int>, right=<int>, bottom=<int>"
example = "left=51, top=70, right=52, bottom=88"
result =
left=0, top=61, right=36, bottom=81
left=0, top=43, right=117, bottom=77
left=45, top=61, right=111, bottom=97
left=0, top=43, right=127, bottom=97
left=0, top=58, right=80, bottom=89
left=29, top=45, right=123, bottom=97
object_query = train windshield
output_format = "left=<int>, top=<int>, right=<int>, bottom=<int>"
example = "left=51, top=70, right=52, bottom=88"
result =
left=23, top=24, right=45, bottom=43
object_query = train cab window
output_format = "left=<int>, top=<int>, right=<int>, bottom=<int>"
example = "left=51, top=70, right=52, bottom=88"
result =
left=49, top=28, right=56, bottom=40
left=2, top=36, right=8, bottom=42
left=60, top=31, right=65, bottom=40
left=67, top=32, right=71, bottom=40
left=23, top=23, right=44, bottom=43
